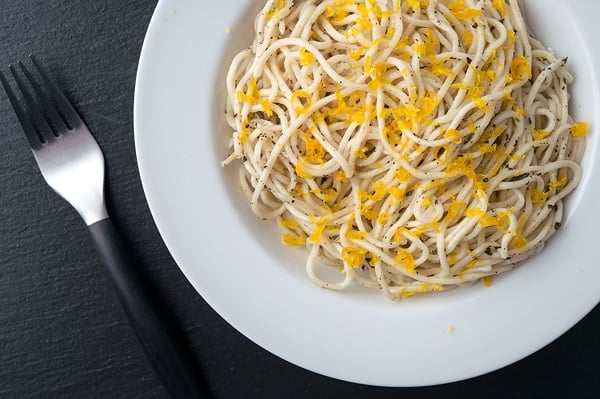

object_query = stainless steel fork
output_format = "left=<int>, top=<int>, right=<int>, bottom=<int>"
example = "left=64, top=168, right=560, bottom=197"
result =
left=0, top=56, right=209, bottom=399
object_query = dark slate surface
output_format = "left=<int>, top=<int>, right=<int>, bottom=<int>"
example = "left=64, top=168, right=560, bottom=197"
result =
left=0, top=1, right=599, bottom=398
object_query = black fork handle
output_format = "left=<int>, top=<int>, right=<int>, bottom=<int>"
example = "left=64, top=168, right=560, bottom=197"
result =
left=88, top=218, right=209, bottom=399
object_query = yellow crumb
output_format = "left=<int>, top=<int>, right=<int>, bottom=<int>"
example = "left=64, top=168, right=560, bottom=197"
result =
left=448, top=325, right=455, bottom=334
left=169, top=8, right=175, bottom=15
left=571, top=122, right=589, bottom=138
left=225, top=26, right=231, bottom=34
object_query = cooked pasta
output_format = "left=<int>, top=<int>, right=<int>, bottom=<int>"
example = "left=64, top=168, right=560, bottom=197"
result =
left=223, top=0, right=587, bottom=299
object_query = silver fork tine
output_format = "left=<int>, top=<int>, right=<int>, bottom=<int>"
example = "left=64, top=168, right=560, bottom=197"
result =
left=18, top=60, right=70, bottom=134
left=9, top=63, right=56, bottom=144
left=0, top=68, right=43, bottom=150
left=30, top=55, right=83, bottom=130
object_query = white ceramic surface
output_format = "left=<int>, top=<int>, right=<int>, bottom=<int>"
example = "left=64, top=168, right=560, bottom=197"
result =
left=134, top=0, right=600, bottom=387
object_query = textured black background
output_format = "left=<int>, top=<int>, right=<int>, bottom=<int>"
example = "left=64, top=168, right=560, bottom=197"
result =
left=0, top=1, right=599, bottom=398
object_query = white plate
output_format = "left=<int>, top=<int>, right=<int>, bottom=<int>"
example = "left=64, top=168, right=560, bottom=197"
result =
left=134, top=0, right=600, bottom=387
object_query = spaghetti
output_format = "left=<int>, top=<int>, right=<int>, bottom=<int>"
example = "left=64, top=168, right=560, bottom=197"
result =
left=223, top=0, right=587, bottom=299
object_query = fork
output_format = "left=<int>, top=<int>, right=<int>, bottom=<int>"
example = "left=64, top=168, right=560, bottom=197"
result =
left=0, top=55, right=210, bottom=399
